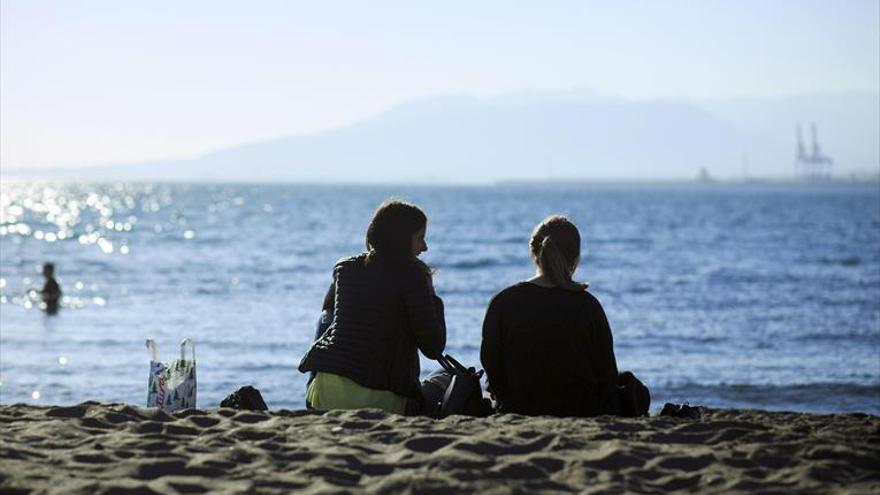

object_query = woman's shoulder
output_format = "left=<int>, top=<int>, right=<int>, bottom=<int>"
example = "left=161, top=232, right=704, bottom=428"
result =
left=488, top=281, right=535, bottom=306
left=334, top=253, right=426, bottom=281
left=491, top=282, right=602, bottom=305
left=331, top=254, right=368, bottom=279
left=580, top=288, right=604, bottom=309
left=334, top=253, right=368, bottom=268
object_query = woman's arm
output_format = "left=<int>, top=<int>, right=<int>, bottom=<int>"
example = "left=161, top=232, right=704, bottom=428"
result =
left=321, top=280, right=336, bottom=313
left=591, top=300, right=619, bottom=378
left=480, top=295, right=508, bottom=401
left=401, top=266, right=446, bottom=359
left=589, top=297, right=620, bottom=413
left=313, top=280, right=336, bottom=343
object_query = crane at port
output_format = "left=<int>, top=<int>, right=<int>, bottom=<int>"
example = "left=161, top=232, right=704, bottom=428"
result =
left=795, top=123, right=833, bottom=181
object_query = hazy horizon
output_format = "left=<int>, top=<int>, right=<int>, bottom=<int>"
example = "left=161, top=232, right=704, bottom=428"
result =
left=5, top=88, right=880, bottom=168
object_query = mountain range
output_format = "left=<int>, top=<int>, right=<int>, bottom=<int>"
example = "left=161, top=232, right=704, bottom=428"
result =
left=6, top=91, right=878, bottom=183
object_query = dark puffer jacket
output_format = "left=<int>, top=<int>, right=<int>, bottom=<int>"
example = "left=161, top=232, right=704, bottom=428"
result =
left=298, top=254, right=446, bottom=398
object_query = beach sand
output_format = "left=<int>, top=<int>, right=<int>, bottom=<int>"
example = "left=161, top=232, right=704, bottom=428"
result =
left=1, top=403, right=877, bottom=494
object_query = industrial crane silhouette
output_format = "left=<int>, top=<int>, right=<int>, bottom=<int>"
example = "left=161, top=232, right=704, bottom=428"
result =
left=795, top=123, right=833, bottom=181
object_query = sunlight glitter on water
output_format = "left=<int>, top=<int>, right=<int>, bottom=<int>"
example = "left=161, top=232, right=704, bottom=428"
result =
left=0, top=182, right=194, bottom=315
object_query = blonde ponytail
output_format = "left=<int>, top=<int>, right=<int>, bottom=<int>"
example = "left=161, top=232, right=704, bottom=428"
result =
left=530, top=215, right=588, bottom=291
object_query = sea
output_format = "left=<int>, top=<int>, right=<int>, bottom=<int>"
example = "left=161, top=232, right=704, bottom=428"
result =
left=0, top=181, right=878, bottom=414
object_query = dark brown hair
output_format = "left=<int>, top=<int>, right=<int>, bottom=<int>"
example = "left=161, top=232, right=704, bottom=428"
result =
left=529, top=215, right=587, bottom=291
left=365, top=198, right=427, bottom=266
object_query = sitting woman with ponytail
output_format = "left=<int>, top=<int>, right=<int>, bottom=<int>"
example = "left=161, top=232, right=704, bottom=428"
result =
left=299, top=199, right=446, bottom=414
left=480, top=215, right=649, bottom=417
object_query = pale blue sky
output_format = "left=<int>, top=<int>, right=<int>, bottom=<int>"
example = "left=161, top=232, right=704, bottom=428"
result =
left=2, top=0, right=878, bottom=169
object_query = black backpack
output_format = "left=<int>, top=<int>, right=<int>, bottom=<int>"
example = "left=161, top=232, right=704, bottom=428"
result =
left=420, top=355, right=493, bottom=418
left=220, top=385, right=269, bottom=410
left=615, top=371, right=651, bottom=417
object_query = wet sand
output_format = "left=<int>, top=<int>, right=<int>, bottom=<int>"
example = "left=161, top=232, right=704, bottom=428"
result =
left=1, top=402, right=878, bottom=494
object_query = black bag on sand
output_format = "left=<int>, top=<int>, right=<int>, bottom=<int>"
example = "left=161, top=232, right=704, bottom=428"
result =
left=616, top=371, right=650, bottom=417
left=660, top=403, right=702, bottom=419
left=220, top=386, right=269, bottom=411
left=420, top=354, right=493, bottom=418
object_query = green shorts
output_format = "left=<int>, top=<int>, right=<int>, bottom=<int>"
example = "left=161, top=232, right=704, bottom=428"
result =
left=306, top=372, right=407, bottom=414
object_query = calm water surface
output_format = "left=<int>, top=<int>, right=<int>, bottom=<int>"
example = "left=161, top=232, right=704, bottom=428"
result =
left=1, top=182, right=878, bottom=413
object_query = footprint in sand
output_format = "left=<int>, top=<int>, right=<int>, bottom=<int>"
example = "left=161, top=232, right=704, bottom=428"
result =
left=403, top=435, right=456, bottom=453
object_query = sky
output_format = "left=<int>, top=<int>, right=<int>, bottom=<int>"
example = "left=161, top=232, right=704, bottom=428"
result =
left=1, top=0, right=878, bottom=171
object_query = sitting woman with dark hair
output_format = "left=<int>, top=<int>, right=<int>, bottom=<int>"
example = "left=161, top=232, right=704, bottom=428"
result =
left=299, top=199, right=446, bottom=414
left=480, top=215, right=649, bottom=417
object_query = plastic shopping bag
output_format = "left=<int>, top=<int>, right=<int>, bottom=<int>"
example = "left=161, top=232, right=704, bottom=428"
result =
left=146, top=338, right=197, bottom=411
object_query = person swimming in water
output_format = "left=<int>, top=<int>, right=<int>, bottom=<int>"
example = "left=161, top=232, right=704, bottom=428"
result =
left=40, top=263, right=61, bottom=315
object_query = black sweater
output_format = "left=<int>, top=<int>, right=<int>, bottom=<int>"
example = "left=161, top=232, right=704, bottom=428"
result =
left=299, top=254, right=446, bottom=398
left=480, top=282, right=619, bottom=417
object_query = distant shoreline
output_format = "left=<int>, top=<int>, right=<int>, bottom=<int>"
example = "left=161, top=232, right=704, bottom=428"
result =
left=1, top=175, right=878, bottom=188
left=496, top=177, right=880, bottom=188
